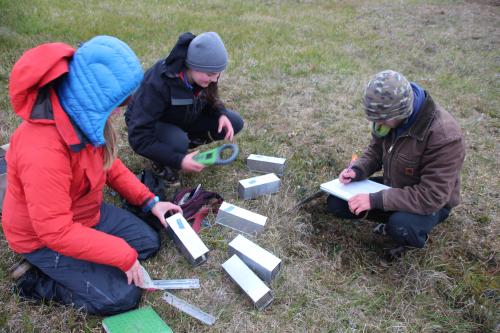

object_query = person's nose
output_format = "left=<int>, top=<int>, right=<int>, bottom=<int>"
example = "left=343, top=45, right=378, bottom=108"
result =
left=210, top=73, right=221, bottom=83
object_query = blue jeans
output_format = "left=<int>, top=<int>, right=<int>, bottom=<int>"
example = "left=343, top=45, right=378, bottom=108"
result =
left=326, top=195, right=450, bottom=248
left=155, top=109, right=244, bottom=167
left=21, top=203, right=160, bottom=315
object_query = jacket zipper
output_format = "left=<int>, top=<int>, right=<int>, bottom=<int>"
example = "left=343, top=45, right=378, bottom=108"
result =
left=386, top=133, right=410, bottom=186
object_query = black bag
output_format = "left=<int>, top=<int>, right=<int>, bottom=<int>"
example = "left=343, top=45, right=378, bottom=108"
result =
left=121, top=169, right=166, bottom=231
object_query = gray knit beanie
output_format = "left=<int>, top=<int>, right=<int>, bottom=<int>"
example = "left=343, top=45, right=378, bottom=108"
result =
left=362, top=70, right=414, bottom=121
left=186, top=32, right=228, bottom=72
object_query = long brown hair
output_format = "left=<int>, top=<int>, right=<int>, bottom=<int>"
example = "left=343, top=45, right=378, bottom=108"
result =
left=103, top=118, right=118, bottom=169
left=205, top=81, right=224, bottom=109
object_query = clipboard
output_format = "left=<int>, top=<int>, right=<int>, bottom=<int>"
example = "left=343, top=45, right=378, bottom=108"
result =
left=320, top=178, right=389, bottom=201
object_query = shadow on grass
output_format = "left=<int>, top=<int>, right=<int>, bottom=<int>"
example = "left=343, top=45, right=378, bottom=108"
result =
left=298, top=199, right=399, bottom=268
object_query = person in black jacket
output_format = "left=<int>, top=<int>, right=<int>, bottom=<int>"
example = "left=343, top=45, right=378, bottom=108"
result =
left=125, top=32, right=244, bottom=179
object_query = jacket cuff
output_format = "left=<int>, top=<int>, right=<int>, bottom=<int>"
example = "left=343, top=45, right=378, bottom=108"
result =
left=141, top=193, right=156, bottom=207
left=120, top=249, right=138, bottom=272
left=172, top=153, right=185, bottom=170
left=211, top=108, right=223, bottom=119
left=369, top=192, right=384, bottom=210
left=142, top=195, right=159, bottom=213
left=217, top=106, right=228, bottom=116
left=351, top=166, right=365, bottom=181
left=208, top=105, right=227, bottom=119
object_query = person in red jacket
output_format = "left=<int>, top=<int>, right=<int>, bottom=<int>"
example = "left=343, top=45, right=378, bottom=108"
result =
left=3, top=36, right=181, bottom=315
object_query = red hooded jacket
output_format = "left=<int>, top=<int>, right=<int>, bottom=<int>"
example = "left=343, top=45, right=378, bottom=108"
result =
left=2, top=43, right=154, bottom=272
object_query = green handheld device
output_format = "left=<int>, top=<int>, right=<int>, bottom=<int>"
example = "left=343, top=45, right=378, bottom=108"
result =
left=193, top=143, right=239, bottom=166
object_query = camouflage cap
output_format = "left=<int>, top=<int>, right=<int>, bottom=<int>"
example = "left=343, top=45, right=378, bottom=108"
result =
left=362, top=70, right=414, bottom=121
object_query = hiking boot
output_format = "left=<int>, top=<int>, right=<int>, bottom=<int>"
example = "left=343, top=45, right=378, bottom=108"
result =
left=382, top=245, right=407, bottom=262
left=188, top=137, right=207, bottom=149
left=372, top=223, right=387, bottom=236
left=10, top=260, right=45, bottom=301
left=163, top=166, right=181, bottom=187
left=151, top=161, right=166, bottom=177
left=151, top=162, right=180, bottom=187
left=13, top=265, right=51, bottom=302
left=10, top=260, right=32, bottom=281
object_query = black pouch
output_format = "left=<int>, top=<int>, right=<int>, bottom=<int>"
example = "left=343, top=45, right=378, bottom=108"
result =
left=121, top=169, right=166, bottom=231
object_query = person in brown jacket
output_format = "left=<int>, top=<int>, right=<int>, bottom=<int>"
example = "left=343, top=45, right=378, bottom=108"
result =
left=328, top=70, right=465, bottom=258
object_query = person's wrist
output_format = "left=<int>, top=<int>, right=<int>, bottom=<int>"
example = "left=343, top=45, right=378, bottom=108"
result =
left=142, top=196, right=159, bottom=213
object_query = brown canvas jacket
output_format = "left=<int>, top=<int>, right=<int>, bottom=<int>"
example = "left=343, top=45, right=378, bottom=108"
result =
left=352, top=93, right=465, bottom=215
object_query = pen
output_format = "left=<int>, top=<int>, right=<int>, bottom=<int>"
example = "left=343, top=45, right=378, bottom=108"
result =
left=342, top=153, right=358, bottom=183
left=347, top=153, right=358, bottom=171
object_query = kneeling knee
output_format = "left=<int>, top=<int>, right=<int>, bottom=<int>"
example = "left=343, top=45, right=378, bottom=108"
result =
left=232, top=117, right=244, bottom=134
left=113, top=285, right=142, bottom=312
left=141, top=229, right=161, bottom=259
left=386, top=221, right=410, bottom=241
left=386, top=217, right=425, bottom=248
left=151, top=231, right=161, bottom=252
left=85, top=282, right=142, bottom=315
left=225, top=111, right=244, bottom=134
left=106, top=288, right=141, bottom=315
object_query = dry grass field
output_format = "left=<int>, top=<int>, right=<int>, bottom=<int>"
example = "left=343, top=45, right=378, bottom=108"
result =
left=0, top=0, right=498, bottom=332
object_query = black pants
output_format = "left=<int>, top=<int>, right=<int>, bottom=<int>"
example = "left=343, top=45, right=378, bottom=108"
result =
left=326, top=184, right=450, bottom=248
left=155, top=109, right=244, bottom=168
left=21, top=203, right=160, bottom=315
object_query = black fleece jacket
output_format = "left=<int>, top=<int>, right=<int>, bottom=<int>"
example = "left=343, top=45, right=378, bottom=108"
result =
left=125, top=32, right=226, bottom=169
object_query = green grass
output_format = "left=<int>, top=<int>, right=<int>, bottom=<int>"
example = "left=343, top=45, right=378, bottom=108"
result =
left=1, top=0, right=499, bottom=332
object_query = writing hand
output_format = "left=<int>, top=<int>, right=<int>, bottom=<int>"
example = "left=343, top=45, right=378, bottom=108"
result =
left=339, top=168, right=357, bottom=184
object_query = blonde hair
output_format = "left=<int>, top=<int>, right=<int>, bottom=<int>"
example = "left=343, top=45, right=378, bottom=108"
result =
left=103, top=118, right=118, bottom=169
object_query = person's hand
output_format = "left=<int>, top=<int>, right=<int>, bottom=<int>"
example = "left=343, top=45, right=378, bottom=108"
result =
left=125, top=260, right=143, bottom=286
left=151, top=201, right=183, bottom=227
left=218, top=115, right=234, bottom=141
left=348, top=193, right=371, bottom=216
left=339, top=168, right=356, bottom=184
left=181, top=151, right=205, bottom=172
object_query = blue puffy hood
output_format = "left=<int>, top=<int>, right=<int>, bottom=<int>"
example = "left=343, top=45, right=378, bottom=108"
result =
left=58, top=35, right=143, bottom=146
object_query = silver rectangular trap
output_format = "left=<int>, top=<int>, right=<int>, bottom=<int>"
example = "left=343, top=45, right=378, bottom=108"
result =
left=221, top=255, right=274, bottom=310
left=215, top=201, right=267, bottom=235
left=140, top=266, right=200, bottom=290
left=228, top=234, right=282, bottom=283
left=247, top=154, right=286, bottom=176
left=163, top=291, right=216, bottom=326
left=238, top=173, right=280, bottom=200
left=165, top=213, right=209, bottom=267
left=150, top=279, right=199, bottom=290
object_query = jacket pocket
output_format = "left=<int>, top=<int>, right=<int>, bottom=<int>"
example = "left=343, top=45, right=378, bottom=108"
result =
left=392, top=153, right=420, bottom=182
